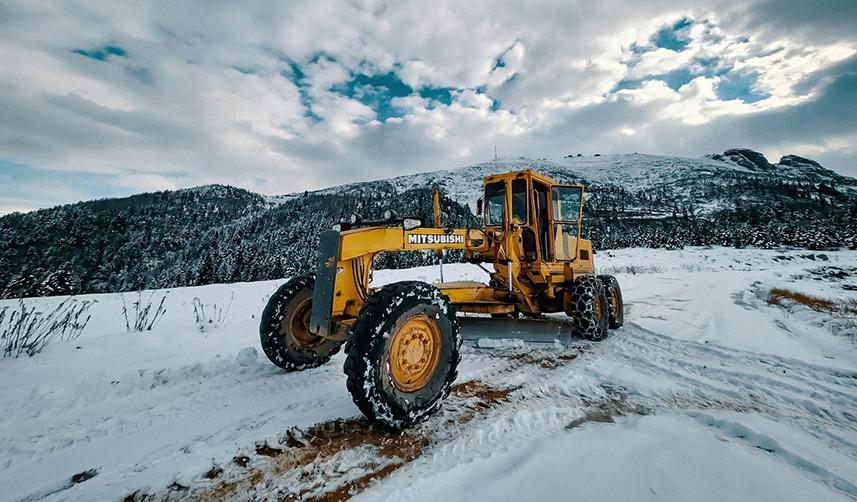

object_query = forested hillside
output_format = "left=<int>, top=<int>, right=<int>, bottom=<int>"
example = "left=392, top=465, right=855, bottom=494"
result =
left=2, top=150, right=856, bottom=298
left=0, top=185, right=476, bottom=298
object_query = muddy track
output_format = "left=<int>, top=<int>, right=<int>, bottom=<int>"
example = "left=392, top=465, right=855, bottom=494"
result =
left=126, top=345, right=591, bottom=501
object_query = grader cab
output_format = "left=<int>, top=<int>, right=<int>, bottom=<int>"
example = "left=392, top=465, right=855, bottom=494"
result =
left=260, top=169, right=623, bottom=427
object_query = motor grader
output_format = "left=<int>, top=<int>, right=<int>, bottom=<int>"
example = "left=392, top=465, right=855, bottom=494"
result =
left=260, top=169, right=623, bottom=428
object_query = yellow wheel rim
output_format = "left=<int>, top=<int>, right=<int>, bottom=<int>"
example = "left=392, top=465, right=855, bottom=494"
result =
left=280, top=295, right=320, bottom=348
left=594, top=293, right=603, bottom=320
left=389, top=314, right=441, bottom=393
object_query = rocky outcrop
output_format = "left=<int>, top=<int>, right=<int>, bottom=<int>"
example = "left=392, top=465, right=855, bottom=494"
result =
left=706, top=148, right=774, bottom=171
left=778, top=155, right=822, bottom=169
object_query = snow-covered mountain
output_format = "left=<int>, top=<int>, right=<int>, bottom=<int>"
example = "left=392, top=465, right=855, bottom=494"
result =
left=1, top=149, right=855, bottom=298
left=293, top=149, right=857, bottom=217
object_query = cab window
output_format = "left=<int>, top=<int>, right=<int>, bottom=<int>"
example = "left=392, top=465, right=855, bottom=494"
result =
left=511, top=179, right=528, bottom=224
left=484, top=182, right=505, bottom=226
left=551, top=186, right=583, bottom=261
left=551, top=186, right=582, bottom=221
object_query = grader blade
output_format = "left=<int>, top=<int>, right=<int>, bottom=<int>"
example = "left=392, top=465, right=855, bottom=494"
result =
left=458, top=316, right=576, bottom=347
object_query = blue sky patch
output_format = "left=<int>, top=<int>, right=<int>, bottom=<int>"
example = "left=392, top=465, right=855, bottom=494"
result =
left=492, top=42, right=522, bottom=74
left=716, top=69, right=770, bottom=103
left=614, top=67, right=695, bottom=92
left=308, top=51, right=336, bottom=64
left=281, top=60, right=320, bottom=123
left=660, top=68, right=694, bottom=90
left=72, top=45, right=127, bottom=61
left=652, top=17, right=693, bottom=51
left=614, top=50, right=733, bottom=95
left=0, top=159, right=131, bottom=211
left=331, top=72, right=414, bottom=121
left=276, top=58, right=505, bottom=123
left=419, top=86, right=455, bottom=107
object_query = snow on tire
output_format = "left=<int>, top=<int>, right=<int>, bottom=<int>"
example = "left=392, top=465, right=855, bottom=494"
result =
left=565, top=275, right=610, bottom=341
left=598, top=275, right=624, bottom=329
left=259, top=274, right=342, bottom=371
left=344, top=281, right=461, bottom=428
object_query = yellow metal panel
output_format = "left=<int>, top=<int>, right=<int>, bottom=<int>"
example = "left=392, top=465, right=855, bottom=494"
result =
left=338, top=227, right=403, bottom=260
left=435, top=280, right=486, bottom=289
left=571, top=239, right=595, bottom=277
left=439, top=283, right=500, bottom=304
left=456, top=303, right=516, bottom=314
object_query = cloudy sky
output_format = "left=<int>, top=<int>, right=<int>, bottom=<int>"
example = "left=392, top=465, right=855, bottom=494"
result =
left=1, top=0, right=856, bottom=213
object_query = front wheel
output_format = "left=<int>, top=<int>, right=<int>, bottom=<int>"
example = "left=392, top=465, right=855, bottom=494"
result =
left=259, top=274, right=343, bottom=371
left=598, top=275, right=624, bottom=329
left=344, top=281, right=461, bottom=428
left=565, top=275, right=610, bottom=341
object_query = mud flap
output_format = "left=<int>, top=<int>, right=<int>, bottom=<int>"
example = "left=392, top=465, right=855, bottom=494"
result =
left=458, top=316, right=576, bottom=347
left=309, top=230, right=340, bottom=337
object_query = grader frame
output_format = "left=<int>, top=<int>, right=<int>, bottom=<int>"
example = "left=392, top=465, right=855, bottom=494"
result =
left=259, top=169, right=623, bottom=428
left=309, top=169, right=595, bottom=339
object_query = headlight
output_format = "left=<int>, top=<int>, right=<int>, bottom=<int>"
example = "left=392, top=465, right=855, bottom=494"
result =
left=403, top=218, right=422, bottom=231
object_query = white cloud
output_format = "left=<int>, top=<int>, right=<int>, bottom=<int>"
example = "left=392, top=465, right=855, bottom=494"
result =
left=0, top=0, right=856, bottom=210
left=627, top=48, right=695, bottom=79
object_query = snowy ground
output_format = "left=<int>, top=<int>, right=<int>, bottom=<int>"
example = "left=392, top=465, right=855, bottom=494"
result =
left=1, top=247, right=856, bottom=501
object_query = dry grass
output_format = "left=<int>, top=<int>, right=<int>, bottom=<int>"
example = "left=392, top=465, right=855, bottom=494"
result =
left=766, top=288, right=857, bottom=340
left=768, top=288, right=857, bottom=314
left=599, top=264, right=664, bottom=275
left=1, top=298, right=96, bottom=358
left=768, top=288, right=835, bottom=311
left=121, top=291, right=168, bottom=332
left=767, top=288, right=857, bottom=315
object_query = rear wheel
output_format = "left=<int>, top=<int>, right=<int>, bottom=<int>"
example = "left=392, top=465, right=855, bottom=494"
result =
left=259, top=275, right=343, bottom=371
left=598, top=275, right=624, bottom=329
left=344, top=281, right=460, bottom=428
left=565, top=275, right=609, bottom=341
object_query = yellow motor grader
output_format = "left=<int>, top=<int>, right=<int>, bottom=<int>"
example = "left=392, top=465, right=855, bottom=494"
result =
left=260, top=169, right=623, bottom=427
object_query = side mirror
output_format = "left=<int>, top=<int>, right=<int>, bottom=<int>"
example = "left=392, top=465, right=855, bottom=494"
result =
left=476, top=198, right=483, bottom=216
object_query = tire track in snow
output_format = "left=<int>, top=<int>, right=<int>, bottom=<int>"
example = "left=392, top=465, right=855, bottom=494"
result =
left=128, top=322, right=857, bottom=501
left=688, top=411, right=857, bottom=498
left=596, top=323, right=857, bottom=462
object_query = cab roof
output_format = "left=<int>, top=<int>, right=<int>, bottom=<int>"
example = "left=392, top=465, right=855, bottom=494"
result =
left=482, top=169, right=561, bottom=187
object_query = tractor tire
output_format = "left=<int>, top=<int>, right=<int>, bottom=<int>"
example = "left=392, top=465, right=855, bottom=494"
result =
left=259, top=274, right=343, bottom=371
left=344, top=281, right=461, bottom=428
left=564, top=275, right=609, bottom=341
left=598, top=275, right=624, bottom=329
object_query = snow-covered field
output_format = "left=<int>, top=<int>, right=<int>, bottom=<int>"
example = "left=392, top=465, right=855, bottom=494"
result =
left=1, top=247, right=856, bottom=501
